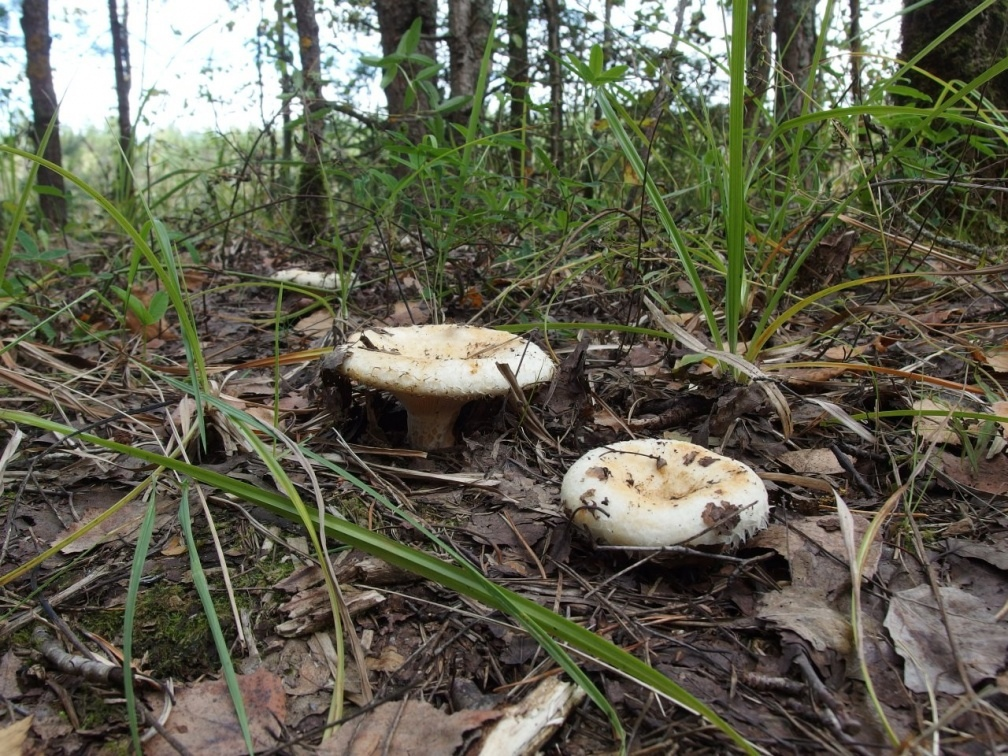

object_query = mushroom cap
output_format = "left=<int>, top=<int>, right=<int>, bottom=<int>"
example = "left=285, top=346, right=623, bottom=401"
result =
left=338, top=324, right=556, bottom=400
left=561, top=439, right=769, bottom=547
left=336, top=324, right=556, bottom=449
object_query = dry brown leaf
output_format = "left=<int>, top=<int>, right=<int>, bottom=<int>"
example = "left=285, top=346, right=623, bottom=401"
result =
left=57, top=490, right=175, bottom=554
left=912, top=398, right=960, bottom=445
left=984, top=349, right=1008, bottom=373
left=884, top=584, right=1008, bottom=695
left=381, top=299, right=431, bottom=326
left=757, top=587, right=851, bottom=654
left=778, top=448, right=844, bottom=475
left=318, top=699, right=499, bottom=755
left=146, top=668, right=286, bottom=755
left=0, top=716, right=32, bottom=756
left=941, top=451, right=1008, bottom=496
left=748, top=513, right=881, bottom=596
left=366, top=646, right=405, bottom=673
left=822, top=343, right=869, bottom=360
left=293, top=308, right=335, bottom=339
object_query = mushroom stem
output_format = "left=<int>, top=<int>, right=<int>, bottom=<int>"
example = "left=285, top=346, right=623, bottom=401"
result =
left=395, top=394, right=468, bottom=450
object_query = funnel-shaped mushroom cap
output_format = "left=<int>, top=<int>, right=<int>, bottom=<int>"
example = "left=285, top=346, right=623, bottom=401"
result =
left=561, top=439, right=769, bottom=547
left=338, top=324, right=555, bottom=450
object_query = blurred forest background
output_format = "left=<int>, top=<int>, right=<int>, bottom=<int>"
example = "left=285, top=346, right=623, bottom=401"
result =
left=0, top=2, right=1007, bottom=752
left=3, top=0, right=1006, bottom=259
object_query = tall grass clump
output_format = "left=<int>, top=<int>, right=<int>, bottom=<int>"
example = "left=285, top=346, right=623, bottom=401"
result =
left=1, top=136, right=758, bottom=752
left=565, top=0, right=1008, bottom=369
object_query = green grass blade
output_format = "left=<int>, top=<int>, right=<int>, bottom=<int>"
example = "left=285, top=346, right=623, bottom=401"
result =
left=724, top=0, right=748, bottom=354
left=179, top=481, right=255, bottom=754
left=122, top=485, right=161, bottom=754
left=594, top=88, right=722, bottom=346
left=0, top=408, right=757, bottom=753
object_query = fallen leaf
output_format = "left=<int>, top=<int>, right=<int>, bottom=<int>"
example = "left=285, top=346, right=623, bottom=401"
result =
left=318, top=699, right=499, bottom=755
left=884, top=584, right=1008, bottom=695
left=0, top=715, right=31, bottom=755
left=941, top=451, right=1008, bottom=496
left=293, top=308, right=334, bottom=339
left=912, top=399, right=961, bottom=445
left=946, top=537, right=1008, bottom=571
left=778, top=448, right=844, bottom=475
left=57, top=491, right=174, bottom=554
left=146, top=668, right=286, bottom=755
left=984, top=349, right=1008, bottom=373
left=366, top=646, right=405, bottom=673
left=757, top=587, right=851, bottom=654
left=748, top=513, right=881, bottom=595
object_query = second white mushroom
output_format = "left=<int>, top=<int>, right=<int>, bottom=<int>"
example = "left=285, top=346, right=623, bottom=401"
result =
left=561, top=438, right=769, bottom=548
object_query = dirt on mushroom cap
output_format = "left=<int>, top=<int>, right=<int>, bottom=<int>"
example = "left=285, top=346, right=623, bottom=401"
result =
left=338, top=324, right=556, bottom=399
left=561, top=438, right=770, bottom=548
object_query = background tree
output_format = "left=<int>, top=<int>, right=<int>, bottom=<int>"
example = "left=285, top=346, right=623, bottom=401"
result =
left=291, top=0, right=328, bottom=241
left=899, top=0, right=1008, bottom=225
left=744, top=0, right=773, bottom=128
left=108, top=0, right=134, bottom=207
left=446, top=0, right=492, bottom=130
left=900, top=0, right=1008, bottom=109
left=543, top=0, right=564, bottom=168
left=373, top=0, right=437, bottom=144
left=774, top=0, right=816, bottom=122
left=505, top=0, right=530, bottom=177
left=20, top=0, right=66, bottom=229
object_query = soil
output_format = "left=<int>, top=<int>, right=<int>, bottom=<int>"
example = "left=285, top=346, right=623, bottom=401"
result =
left=1, top=231, right=1007, bottom=754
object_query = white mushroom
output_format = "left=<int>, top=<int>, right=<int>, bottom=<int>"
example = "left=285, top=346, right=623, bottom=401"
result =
left=336, top=324, right=556, bottom=450
left=560, top=439, right=769, bottom=547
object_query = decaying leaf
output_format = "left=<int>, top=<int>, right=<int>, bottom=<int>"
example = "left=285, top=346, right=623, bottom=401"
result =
left=0, top=716, right=32, bottom=756
left=318, top=698, right=499, bottom=755
left=146, top=668, right=286, bottom=755
left=757, top=586, right=852, bottom=654
left=912, top=398, right=961, bottom=446
left=884, top=584, right=1008, bottom=695
left=778, top=448, right=845, bottom=475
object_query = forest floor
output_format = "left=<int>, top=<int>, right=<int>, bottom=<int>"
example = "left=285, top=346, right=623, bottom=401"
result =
left=1, top=227, right=1007, bottom=755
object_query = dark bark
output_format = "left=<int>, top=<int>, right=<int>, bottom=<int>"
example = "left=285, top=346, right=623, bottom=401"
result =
left=447, top=0, right=492, bottom=129
left=849, top=0, right=861, bottom=104
left=20, top=0, right=66, bottom=229
left=744, top=0, right=773, bottom=128
left=108, top=0, right=134, bottom=204
left=543, top=0, right=563, bottom=168
left=291, top=0, right=328, bottom=242
left=373, top=0, right=437, bottom=144
left=275, top=0, right=294, bottom=191
left=900, top=0, right=1008, bottom=224
left=505, top=0, right=529, bottom=176
left=774, top=0, right=816, bottom=122
left=900, top=0, right=1008, bottom=109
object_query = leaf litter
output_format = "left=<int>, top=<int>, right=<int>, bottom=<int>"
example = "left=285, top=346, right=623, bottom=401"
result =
left=0, top=232, right=1007, bottom=753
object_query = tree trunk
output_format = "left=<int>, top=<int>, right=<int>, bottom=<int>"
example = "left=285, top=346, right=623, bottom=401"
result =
left=900, top=0, right=1008, bottom=224
left=275, top=0, right=294, bottom=191
left=291, top=0, right=328, bottom=242
left=20, top=0, right=66, bottom=229
left=543, top=0, right=564, bottom=169
left=744, top=0, right=773, bottom=128
left=108, top=0, right=134, bottom=206
left=447, top=0, right=492, bottom=129
left=900, top=0, right=1008, bottom=109
left=774, top=0, right=816, bottom=122
left=848, top=0, right=861, bottom=104
left=373, top=0, right=438, bottom=145
left=505, top=0, right=530, bottom=177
